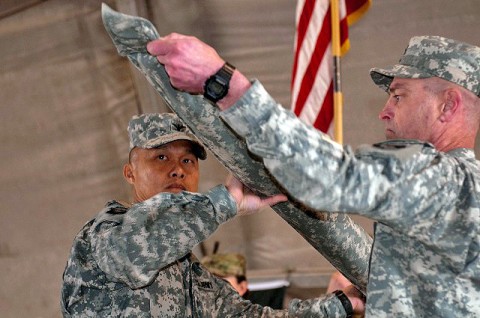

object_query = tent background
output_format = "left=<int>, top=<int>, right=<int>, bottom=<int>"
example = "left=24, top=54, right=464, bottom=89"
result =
left=0, top=0, right=479, bottom=316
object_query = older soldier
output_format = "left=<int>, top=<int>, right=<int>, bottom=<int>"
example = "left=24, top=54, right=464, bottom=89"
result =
left=147, top=35, right=480, bottom=317
left=61, top=113, right=364, bottom=317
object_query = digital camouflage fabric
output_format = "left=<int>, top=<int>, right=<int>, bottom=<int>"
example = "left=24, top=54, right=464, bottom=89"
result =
left=62, top=116, right=358, bottom=317
left=128, top=112, right=207, bottom=159
left=220, top=80, right=480, bottom=317
left=370, top=35, right=480, bottom=96
left=101, top=2, right=372, bottom=295
left=98, top=4, right=371, bottom=317
left=101, top=4, right=480, bottom=317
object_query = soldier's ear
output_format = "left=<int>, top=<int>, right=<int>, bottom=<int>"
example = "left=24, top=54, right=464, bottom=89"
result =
left=123, top=164, right=135, bottom=184
left=237, top=280, right=248, bottom=297
left=439, top=89, right=461, bottom=122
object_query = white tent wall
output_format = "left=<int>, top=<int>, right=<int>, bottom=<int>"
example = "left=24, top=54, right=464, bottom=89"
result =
left=0, top=0, right=478, bottom=317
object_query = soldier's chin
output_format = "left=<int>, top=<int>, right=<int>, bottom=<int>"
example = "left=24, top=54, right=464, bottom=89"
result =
left=385, top=130, right=396, bottom=140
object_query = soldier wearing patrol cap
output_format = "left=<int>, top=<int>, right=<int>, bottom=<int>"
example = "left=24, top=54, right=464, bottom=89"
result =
left=370, top=35, right=480, bottom=97
left=127, top=113, right=207, bottom=159
left=61, top=113, right=292, bottom=317
left=148, top=33, right=480, bottom=317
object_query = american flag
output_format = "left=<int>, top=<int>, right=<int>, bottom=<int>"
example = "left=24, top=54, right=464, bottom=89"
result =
left=291, top=0, right=371, bottom=135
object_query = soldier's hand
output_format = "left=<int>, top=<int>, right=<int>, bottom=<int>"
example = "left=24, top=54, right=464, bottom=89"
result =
left=342, top=285, right=366, bottom=316
left=147, top=33, right=251, bottom=111
left=147, top=33, right=224, bottom=93
left=225, top=174, right=287, bottom=216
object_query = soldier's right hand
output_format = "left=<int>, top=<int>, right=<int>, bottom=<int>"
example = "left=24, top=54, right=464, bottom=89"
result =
left=225, top=174, right=287, bottom=216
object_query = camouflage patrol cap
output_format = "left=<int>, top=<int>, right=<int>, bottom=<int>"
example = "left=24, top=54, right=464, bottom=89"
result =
left=370, top=36, right=480, bottom=97
left=128, top=113, right=207, bottom=160
left=201, top=253, right=246, bottom=277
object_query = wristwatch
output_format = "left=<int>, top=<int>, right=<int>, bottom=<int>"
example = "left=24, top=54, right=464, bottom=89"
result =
left=333, top=290, right=354, bottom=318
left=203, top=62, right=236, bottom=104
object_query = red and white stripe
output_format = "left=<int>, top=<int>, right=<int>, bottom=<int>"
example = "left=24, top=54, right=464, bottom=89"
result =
left=291, top=0, right=368, bottom=134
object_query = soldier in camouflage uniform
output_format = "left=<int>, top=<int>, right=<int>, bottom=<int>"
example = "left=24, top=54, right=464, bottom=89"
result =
left=61, top=113, right=365, bottom=317
left=147, top=35, right=480, bottom=317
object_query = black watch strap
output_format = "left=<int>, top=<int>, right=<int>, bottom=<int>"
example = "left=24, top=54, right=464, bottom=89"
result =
left=203, top=62, right=236, bottom=103
left=333, top=290, right=354, bottom=318
left=217, top=62, right=235, bottom=80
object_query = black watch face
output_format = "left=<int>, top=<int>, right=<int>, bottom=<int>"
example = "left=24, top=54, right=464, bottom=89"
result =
left=209, top=80, right=226, bottom=95
left=204, top=70, right=231, bottom=102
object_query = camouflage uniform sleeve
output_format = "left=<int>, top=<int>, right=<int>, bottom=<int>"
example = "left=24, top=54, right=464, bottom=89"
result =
left=91, top=185, right=237, bottom=289
left=220, top=81, right=458, bottom=229
left=194, top=260, right=350, bottom=317
left=287, top=294, right=351, bottom=318
left=232, top=293, right=350, bottom=317
left=219, top=292, right=351, bottom=317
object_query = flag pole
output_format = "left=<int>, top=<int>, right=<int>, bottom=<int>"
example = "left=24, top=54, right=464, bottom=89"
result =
left=330, top=0, right=343, bottom=144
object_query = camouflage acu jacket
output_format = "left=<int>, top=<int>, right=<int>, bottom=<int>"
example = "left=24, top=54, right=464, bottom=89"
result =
left=61, top=184, right=351, bottom=317
left=220, top=80, right=480, bottom=317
